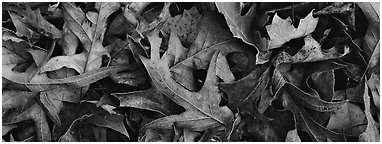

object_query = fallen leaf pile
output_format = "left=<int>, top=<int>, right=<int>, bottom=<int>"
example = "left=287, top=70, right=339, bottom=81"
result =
left=2, top=2, right=380, bottom=142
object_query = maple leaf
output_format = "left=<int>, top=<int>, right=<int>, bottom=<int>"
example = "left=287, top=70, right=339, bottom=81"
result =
left=138, top=29, right=234, bottom=131
left=266, top=10, right=319, bottom=49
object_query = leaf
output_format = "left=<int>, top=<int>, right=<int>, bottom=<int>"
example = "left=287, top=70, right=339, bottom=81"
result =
left=309, top=70, right=335, bottom=101
left=367, top=73, right=380, bottom=110
left=113, top=87, right=175, bottom=116
left=285, top=129, right=301, bottom=142
left=218, top=65, right=272, bottom=120
left=326, top=102, right=367, bottom=136
left=8, top=5, right=62, bottom=39
left=40, top=52, right=87, bottom=73
left=2, top=90, right=38, bottom=111
left=162, top=6, right=203, bottom=46
left=59, top=114, right=92, bottom=142
left=2, top=124, right=17, bottom=136
left=356, top=2, right=380, bottom=24
left=3, top=102, right=51, bottom=141
left=5, top=65, right=131, bottom=92
left=274, top=35, right=350, bottom=65
left=61, top=23, right=79, bottom=56
left=170, top=38, right=247, bottom=92
left=275, top=84, right=346, bottom=141
left=8, top=11, right=33, bottom=38
left=39, top=86, right=81, bottom=126
left=107, top=38, right=148, bottom=87
left=139, top=31, right=234, bottom=131
left=357, top=2, right=380, bottom=61
left=215, top=2, right=258, bottom=47
left=215, top=2, right=271, bottom=64
left=86, top=112, right=130, bottom=139
left=61, top=2, right=120, bottom=72
left=92, top=127, right=107, bottom=142
left=106, top=13, right=133, bottom=36
left=2, top=29, right=48, bottom=86
left=167, top=11, right=250, bottom=90
left=359, top=78, right=380, bottom=142
left=240, top=114, right=284, bottom=141
left=266, top=10, right=319, bottom=49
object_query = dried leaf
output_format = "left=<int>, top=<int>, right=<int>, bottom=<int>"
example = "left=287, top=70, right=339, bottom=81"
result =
left=275, top=84, right=346, bottom=141
left=357, top=2, right=380, bottom=61
left=285, top=129, right=301, bottom=142
left=40, top=52, right=87, bottom=73
left=107, top=39, right=148, bottom=87
left=216, top=2, right=271, bottom=64
left=266, top=10, right=319, bottom=49
left=16, top=6, right=62, bottom=39
left=167, top=11, right=249, bottom=90
left=61, top=23, right=79, bottom=56
left=162, top=6, right=202, bottom=46
left=5, top=65, right=131, bottom=92
left=8, top=11, right=33, bottom=38
left=113, top=87, right=175, bottom=116
left=309, top=70, right=335, bottom=101
left=218, top=65, right=272, bottom=120
left=274, top=35, right=350, bottom=65
left=356, top=2, right=380, bottom=24
left=367, top=73, right=380, bottom=110
left=87, top=113, right=130, bottom=139
left=2, top=91, right=38, bottom=111
left=326, top=102, right=367, bottom=136
left=215, top=2, right=259, bottom=47
left=59, top=114, right=92, bottom=142
left=139, top=31, right=234, bottom=131
left=359, top=78, right=380, bottom=142
left=61, top=2, right=120, bottom=71
left=3, top=103, right=51, bottom=141
left=2, top=124, right=17, bottom=136
left=39, top=86, right=81, bottom=126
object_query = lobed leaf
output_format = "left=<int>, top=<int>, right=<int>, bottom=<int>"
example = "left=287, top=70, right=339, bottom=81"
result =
left=266, top=10, right=318, bottom=49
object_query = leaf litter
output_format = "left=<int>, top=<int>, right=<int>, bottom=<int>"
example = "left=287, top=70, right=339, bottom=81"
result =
left=1, top=2, right=379, bottom=142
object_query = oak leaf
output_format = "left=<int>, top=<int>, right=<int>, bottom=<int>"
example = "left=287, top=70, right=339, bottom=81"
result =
left=139, top=29, right=234, bottom=131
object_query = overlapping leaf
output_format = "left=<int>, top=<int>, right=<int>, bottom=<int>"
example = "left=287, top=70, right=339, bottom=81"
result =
left=218, top=64, right=272, bottom=120
left=138, top=29, right=234, bottom=131
left=274, top=35, right=350, bottom=65
left=266, top=11, right=319, bottom=49
left=215, top=2, right=271, bottom=64
left=61, top=2, right=120, bottom=72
